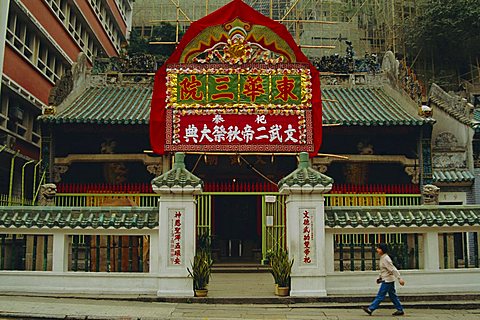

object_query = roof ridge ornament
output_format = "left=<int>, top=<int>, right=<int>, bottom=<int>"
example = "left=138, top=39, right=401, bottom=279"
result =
left=278, top=152, right=333, bottom=194
left=151, top=152, right=203, bottom=194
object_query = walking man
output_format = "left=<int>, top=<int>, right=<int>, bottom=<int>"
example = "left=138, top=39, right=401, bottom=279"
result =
left=362, top=243, right=405, bottom=316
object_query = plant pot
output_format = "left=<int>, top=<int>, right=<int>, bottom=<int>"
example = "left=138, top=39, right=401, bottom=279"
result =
left=277, top=286, right=289, bottom=297
left=195, top=289, right=208, bottom=297
left=274, top=284, right=279, bottom=295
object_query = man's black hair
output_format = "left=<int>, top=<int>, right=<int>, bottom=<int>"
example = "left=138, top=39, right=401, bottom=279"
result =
left=377, top=243, right=389, bottom=254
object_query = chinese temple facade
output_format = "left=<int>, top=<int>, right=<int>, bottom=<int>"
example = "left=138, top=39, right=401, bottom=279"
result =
left=0, top=0, right=479, bottom=298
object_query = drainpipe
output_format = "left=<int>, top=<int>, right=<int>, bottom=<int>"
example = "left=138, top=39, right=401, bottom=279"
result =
left=33, top=160, right=42, bottom=199
left=33, top=170, right=46, bottom=203
left=21, top=160, right=35, bottom=205
left=8, top=150, right=19, bottom=205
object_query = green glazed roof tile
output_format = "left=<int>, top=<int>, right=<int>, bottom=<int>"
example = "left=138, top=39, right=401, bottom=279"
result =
left=325, top=206, right=480, bottom=228
left=322, top=87, right=425, bottom=126
left=152, top=153, right=203, bottom=191
left=0, top=207, right=158, bottom=229
left=433, top=170, right=475, bottom=183
left=40, top=86, right=152, bottom=125
left=40, top=83, right=426, bottom=127
left=430, top=96, right=474, bottom=127
left=279, top=152, right=333, bottom=189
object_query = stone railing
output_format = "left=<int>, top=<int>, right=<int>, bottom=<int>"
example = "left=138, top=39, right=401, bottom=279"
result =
left=1, top=205, right=479, bottom=297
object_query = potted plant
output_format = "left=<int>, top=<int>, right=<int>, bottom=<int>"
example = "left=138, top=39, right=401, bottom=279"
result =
left=187, top=249, right=213, bottom=297
left=270, top=248, right=294, bottom=296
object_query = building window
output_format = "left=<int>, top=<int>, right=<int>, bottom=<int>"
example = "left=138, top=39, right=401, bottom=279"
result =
left=87, top=0, right=124, bottom=52
left=2, top=93, right=41, bottom=146
left=113, top=0, right=130, bottom=24
left=45, top=0, right=103, bottom=61
left=0, top=95, right=9, bottom=129
left=6, top=9, right=68, bottom=84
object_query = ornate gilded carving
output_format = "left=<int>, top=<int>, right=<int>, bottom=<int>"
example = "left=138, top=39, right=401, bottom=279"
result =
left=147, top=164, right=163, bottom=176
left=434, top=132, right=459, bottom=150
left=52, top=165, right=69, bottom=183
left=38, top=183, right=57, bottom=206
left=419, top=104, right=433, bottom=118
left=429, top=83, right=474, bottom=120
left=404, top=166, right=420, bottom=184
left=181, top=17, right=295, bottom=63
left=357, top=141, right=374, bottom=155
left=343, top=163, right=368, bottom=185
left=422, top=184, right=440, bottom=205
left=101, top=140, right=128, bottom=184
left=398, top=60, right=425, bottom=105
left=48, top=69, right=73, bottom=107
left=42, top=105, right=56, bottom=116
left=204, top=155, right=218, bottom=166
left=312, top=164, right=328, bottom=173
left=432, top=154, right=466, bottom=169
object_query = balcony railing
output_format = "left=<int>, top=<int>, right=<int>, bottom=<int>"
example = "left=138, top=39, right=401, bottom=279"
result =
left=325, top=193, right=421, bottom=206
left=52, top=193, right=420, bottom=207
left=1, top=192, right=421, bottom=207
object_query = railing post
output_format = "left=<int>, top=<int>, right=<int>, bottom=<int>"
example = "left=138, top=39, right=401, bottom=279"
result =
left=325, top=232, right=335, bottom=273
left=424, top=231, right=440, bottom=271
left=52, top=232, right=68, bottom=272
left=149, top=231, right=159, bottom=274
left=279, top=152, right=333, bottom=297
left=152, top=152, right=203, bottom=297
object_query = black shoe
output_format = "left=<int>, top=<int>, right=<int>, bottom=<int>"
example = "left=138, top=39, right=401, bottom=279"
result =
left=392, top=310, right=405, bottom=316
left=362, top=307, right=372, bottom=315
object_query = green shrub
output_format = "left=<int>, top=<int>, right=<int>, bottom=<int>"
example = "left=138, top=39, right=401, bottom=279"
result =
left=269, top=248, right=294, bottom=288
left=187, top=250, right=213, bottom=290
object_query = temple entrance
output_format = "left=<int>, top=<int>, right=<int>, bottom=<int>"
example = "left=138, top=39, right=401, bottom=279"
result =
left=195, top=193, right=287, bottom=265
left=187, top=153, right=294, bottom=265
left=213, top=195, right=261, bottom=263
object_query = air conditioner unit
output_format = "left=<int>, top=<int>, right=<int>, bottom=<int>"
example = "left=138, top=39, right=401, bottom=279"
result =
left=6, top=135, right=16, bottom=149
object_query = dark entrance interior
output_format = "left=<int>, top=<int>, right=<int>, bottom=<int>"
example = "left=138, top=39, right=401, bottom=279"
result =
left=213, top=195, right=261, bottom=263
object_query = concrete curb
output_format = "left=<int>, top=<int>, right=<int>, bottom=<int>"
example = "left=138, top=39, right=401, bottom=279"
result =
left=1, top=293, right=480, bottom=305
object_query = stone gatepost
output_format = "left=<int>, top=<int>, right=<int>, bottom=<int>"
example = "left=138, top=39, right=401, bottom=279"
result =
left=151, top=152, right=203, bottom=297
left=279, top=152, right=333, bottom=296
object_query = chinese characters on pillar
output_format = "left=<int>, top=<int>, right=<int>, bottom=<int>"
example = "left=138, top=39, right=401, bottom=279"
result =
left=165, top=64, right=314, bottom=152
left=301, top=209, right=315, bottom=265
left=169, top=209, right=184, bottom=266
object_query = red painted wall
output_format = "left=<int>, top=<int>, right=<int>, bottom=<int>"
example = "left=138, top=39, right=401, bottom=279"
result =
left=4, top=46, right=53, bottom=105
left=19, top=0, right=81, bottom=62
left=107, top=0, right=127, bottom=35
left=74, top=0, right=118, bottom=56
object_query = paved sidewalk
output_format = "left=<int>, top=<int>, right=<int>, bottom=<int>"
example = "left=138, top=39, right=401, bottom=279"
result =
left=0, top=295, right=480, bottom=320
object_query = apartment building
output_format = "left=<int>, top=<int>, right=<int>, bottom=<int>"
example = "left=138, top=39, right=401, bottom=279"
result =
left=0, top=0, right=133, bottom=199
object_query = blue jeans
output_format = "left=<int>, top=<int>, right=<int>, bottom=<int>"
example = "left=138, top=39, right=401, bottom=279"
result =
left=369, top=281, right=403, bottom=311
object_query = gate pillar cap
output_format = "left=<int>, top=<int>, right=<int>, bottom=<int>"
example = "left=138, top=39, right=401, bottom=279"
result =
left=278, top=152, right=333, bottom=194
left=151, top=152, right=203, bottom=194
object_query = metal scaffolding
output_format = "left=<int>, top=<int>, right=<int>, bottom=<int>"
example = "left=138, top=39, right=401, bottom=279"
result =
left=131, top=0, right=419, bottom=57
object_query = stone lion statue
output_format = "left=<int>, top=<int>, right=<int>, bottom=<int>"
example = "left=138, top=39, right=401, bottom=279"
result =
left=38, top=183, right=57, bottom=206
left=422, top=184, right=440, bottom=205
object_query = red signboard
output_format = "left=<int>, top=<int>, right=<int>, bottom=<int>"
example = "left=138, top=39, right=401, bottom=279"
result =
left=164, top=64, right=313, bottom=152
left=166, top=111, right=312, bottom=152
left=150, top=0, right=322, bottom=156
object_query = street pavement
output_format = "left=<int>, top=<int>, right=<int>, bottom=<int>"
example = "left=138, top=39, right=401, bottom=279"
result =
left=0, top=295, right=480, bottom=320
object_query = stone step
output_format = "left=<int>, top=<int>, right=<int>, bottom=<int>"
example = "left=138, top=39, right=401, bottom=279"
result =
left=212, top=263, right=271, bottom=273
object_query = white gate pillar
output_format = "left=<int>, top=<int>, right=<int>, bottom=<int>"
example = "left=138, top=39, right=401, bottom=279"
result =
left=152, top=152, right=203, bottom=297
left=279, top=152, right=333, bottom=297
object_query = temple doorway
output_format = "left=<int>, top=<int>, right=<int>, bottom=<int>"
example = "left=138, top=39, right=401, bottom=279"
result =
left=213, top=195, right=261, bottom=263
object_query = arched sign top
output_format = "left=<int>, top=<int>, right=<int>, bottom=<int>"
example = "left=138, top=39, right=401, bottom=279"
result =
left=179, top=17, right=296, bottom=64
left=150, top=0, right=322, bottom=156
